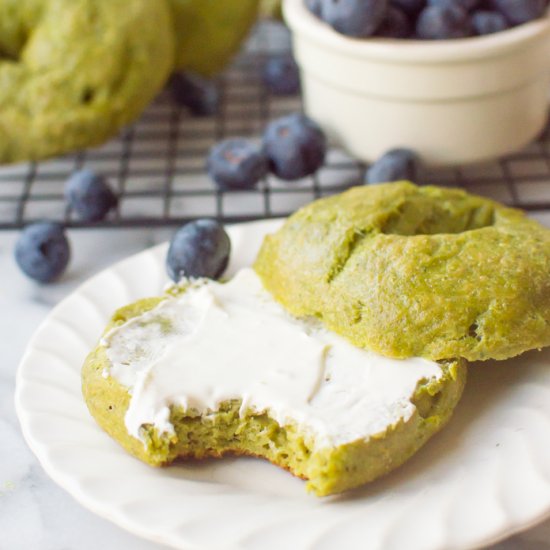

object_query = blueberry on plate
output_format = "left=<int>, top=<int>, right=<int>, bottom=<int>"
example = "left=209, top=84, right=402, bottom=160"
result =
left=207, top=139, right=268, bottom=190
left=15, top=222, right=70, bottom=283
left=428, top=0, right=480, bottom=12
left=377, top=6, right=412, bottom=37
left=170, top=72, right=219, bottom=117
left=263, top=113, right=327, bottom=181
left=489, top=0, right=547, bottom=25
left=390, top=0, right=426, bottom=16
left=472, top=10, right=509, bottom=33
left=166, top=219, right=231, bottom=282
left=366, top=148, right=420, bottom=184
left=321, top=0, right=388, bottom=37
left=306, top=0, right=324, bottom=16
left=262, top=55, right=301, bottom=96
left=65, top=169, right=118, bottom=222
left=416, top=4, right=472, bottom=38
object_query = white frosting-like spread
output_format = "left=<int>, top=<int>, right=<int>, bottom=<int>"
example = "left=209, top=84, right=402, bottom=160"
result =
left=102, top=268, right=442, bottom=449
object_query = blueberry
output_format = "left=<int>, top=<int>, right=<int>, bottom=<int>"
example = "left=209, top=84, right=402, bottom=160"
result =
left=390, top=0, right=426, bottom=16
left=15, top=222, right=70, bottom=283
left=263, top=113, right=327, bottom=181
left=170, top=72, right=219, bottom=117
left=428, top=0, right=480, bottom=12
left=416, top=5, right=472, bottom=38
left=489, top=0, right=547, bottom=25
left=65, top=169, right=117, bottom=222
left=321, top=0, right=388, bottom=37
left=207, top=139, right=268, bottom=190
left=366, top=148, right=420, bottom=184
left=472, top=9, right=509, bottom=33
left=377, top=6, right=413, bottom=37
left=166, top=219, right=231, bottom=282
left=306, top=0, right=324, bottom=16
left=262, top=55, right=301, bottom=96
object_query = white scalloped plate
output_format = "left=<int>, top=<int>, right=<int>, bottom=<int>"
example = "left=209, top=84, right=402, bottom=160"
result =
left=15, top=219, right=550, bottom=550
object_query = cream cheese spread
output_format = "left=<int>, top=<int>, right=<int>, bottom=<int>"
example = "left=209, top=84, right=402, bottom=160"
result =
left=102, top=268, right=442, bottom=449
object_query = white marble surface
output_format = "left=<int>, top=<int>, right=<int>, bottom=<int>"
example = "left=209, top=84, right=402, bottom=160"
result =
left=3, top=225, right=550, bottom=550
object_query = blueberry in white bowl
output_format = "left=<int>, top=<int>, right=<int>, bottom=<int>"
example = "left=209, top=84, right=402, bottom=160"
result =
left=377, top=6, right=412, bottom=37
left=306, top=0, right=324, bottom=15
left=166, top=219, right=231, bottom=283
left=65, top=169, right=117, bottom=222
left=489, top=0, right=548, bottom=25
left=15, top=222, right=70, bottom=283
left=263, top=113, right=327, bottom=181
left=207, top=139, right=268, bottom=190
left=307, top=0, right=548, bottom=39
left=428, top=0, right=480, bottom=11
left=391, top=0, right=426, bottom=16
left=321, top=0, right=388, bottom=37
left=416, top=4, right=472, bottom=38
left=472, top=10, right=509, bottom=34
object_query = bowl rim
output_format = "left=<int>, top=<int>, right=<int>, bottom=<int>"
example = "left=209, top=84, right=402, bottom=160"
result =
left=283, top=0, right=550, bottom=64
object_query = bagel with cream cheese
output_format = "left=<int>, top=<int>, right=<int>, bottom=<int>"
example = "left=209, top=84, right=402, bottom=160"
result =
left=82, top=268, right=466, bottom=496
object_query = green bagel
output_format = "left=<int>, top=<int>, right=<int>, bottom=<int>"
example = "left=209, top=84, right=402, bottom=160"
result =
left=255, top=182, right=550, bottom=362
left=0, top=0, right=174, bottom=164
left=169, top=0, right=260, bottom=76
left=83, top=286, right=466, bottom=496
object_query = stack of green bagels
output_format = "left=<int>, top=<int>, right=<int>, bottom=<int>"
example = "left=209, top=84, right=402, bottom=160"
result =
left=0, top=0, right=260, bottom=164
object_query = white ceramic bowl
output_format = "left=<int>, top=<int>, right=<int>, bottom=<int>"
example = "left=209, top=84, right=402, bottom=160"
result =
left=283, top=0, right=550, bottom=166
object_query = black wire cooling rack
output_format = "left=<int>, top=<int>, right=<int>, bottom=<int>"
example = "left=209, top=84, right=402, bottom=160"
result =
left=1, top=20, right=550, bottom=231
